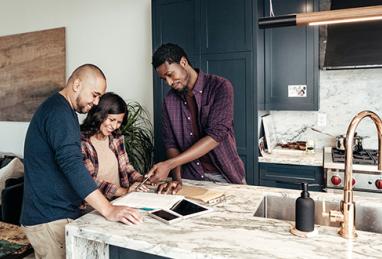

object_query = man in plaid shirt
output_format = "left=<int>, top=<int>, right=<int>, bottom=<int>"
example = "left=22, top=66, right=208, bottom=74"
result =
left=148, top=43, right=246, bottom=193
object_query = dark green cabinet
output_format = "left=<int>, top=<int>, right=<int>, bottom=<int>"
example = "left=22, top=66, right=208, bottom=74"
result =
left=259, top=163, right=324, bottom=191
left=151, top=0, right=201, bottom=168
left=259, top=0, right=319, bottom=111
left=201, top=52, right=255, bottom=183
left=152, top=0, right=200, bottom=56
left=152, top=0, right=321, bottom=185
left=201, top=0, right=252, bottom=53
left=110, top=245, right=167, bottom=258
left=152, top=0, right=258, bottom=184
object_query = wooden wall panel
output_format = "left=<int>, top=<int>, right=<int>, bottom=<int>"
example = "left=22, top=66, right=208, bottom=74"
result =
left=0, top=27, right=65, bottom=121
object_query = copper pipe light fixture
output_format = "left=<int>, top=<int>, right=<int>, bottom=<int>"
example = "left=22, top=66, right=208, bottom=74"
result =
left=259, top=5, right=382, bottom=28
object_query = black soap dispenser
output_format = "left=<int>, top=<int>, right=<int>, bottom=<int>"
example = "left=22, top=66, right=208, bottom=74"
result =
left=295, top=182, right=315, bottom=232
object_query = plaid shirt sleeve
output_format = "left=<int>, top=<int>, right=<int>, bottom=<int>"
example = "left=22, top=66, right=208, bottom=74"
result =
left=204, top=80, right=234, bottom=143
left=114, top=135, right=143, bottom=186
left=162, top=100, right=179, bottom=150
left=81, top=138, right=118, bottom=199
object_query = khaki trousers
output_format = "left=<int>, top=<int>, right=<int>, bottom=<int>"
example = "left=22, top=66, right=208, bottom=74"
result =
left=22, top=218, right=73, bottom=259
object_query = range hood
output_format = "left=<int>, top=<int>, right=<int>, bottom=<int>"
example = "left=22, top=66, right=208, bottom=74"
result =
left=321, top=0, right=382, bottom=70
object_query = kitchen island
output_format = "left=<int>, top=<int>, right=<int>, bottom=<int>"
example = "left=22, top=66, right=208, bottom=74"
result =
left=66, top=180, right=382, bottom=259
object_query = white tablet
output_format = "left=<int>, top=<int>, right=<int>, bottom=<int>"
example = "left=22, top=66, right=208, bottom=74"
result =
left=169, top=198, right=211, bottom=219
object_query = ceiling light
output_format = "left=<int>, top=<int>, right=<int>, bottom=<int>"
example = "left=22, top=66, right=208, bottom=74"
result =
left=259, top=5, right=382, bottom=28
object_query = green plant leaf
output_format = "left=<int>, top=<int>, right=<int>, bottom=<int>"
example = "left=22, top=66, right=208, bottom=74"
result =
left=121, top=101, right=154, bottom=174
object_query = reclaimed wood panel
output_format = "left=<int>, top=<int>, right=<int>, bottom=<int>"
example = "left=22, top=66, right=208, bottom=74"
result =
left=0, top=27, right=66, bottom=121
left=0, top=221, right=32, bottom=257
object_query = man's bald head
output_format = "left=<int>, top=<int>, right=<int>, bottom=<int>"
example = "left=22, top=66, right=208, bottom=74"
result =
left=67, top=64, right=106, bottom=86
left=62, top=64, right=107, bottom=113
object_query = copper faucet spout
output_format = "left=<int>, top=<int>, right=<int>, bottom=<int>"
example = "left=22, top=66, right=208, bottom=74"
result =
left=340, top=110, right=382, bottom=239
left=344, top=111, right=382, bottom=200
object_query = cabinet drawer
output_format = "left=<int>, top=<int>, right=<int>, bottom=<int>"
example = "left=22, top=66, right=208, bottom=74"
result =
left=259, top=163, right=323, bottom=191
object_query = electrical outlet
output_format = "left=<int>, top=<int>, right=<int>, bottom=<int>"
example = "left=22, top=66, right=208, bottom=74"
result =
left=317, top=113, right=327, bottom=127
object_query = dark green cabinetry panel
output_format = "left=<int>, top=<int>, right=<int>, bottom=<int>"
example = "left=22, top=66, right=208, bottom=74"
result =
left=110, top=245, right=167, bottom=258
left=262, top=0, right=319, bottom=111
left=153, top=0, right=200, bottom=56
left=152, top=0, right=200, bottom=162
left=256, top=0, right=265, bottom=110
left=201, top=0, right=252, bottom=53
left=259, top=163, right=324, bottom=191
left=152, top=0, right=258, bottom=184
left=201, top=52, right=256, bottom=184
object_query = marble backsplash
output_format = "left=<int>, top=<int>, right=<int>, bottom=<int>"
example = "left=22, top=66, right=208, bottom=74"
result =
left=260, top=68, right=382, bottom=150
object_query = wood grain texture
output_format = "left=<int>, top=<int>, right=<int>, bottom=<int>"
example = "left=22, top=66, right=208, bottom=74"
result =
left=0, top=27, right=65, bottom=121
left=297, top=5, right=382, bottom=25
left=0, top=221, right=29, bottom=246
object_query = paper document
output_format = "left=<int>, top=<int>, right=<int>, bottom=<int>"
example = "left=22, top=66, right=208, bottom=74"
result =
left=112, top=192, right=184, bottom=210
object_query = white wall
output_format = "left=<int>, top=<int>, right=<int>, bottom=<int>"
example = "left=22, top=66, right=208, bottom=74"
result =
left=0, top=0, right=153, bottom=157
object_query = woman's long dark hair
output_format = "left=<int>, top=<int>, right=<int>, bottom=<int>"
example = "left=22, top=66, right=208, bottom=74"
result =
left=81, top=92, right=128, bottom=137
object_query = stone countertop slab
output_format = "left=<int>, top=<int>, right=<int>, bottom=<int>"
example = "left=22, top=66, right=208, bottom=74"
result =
left=259, top=148, right=323, bottom=167
left=66, top=180, right=382, bottom=259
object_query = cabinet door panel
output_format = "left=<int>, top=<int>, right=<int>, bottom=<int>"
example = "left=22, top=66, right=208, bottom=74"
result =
left=152, top=0, right=258, bottom=184
left=263, top=0, right=319, bottom=111
left=201, top=52, right=255, bottom=183
left=201, top=0, right=252, bottom=53
left=152, top=0, right=200, bottom=162
left=153, top=0, right=200, bottom=55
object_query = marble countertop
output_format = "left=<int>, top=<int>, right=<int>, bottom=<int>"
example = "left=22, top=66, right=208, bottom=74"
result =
left=259, top=147, right=323, bottom=167
left=66, top=180, right=382, bottom=259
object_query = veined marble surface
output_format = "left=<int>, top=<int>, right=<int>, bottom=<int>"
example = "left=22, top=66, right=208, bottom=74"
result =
left=66, top=180, right=382, bottom=259
left=262, top=69, right=382, bottom=150
left=259, top=148, right=323, bottom=166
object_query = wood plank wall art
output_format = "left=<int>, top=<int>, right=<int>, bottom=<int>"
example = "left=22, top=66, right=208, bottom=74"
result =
left=0, top=27, right=66, bottom=121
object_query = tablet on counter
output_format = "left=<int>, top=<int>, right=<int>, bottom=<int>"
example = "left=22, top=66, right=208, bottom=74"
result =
left=148, top=199, right=212, bottom=224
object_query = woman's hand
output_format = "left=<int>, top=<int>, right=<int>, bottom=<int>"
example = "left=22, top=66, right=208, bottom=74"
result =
left=115, top=187, right=129, bottom=197
left=157, top=180, right=182, bottom=194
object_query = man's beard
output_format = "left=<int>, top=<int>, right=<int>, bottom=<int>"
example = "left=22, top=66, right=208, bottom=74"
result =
left=178, top=85, right=188, bottom=94
left=76, top=96, right=91, bottom=114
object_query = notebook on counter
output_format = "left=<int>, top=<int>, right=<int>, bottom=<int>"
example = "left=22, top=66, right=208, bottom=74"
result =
left=112, top=191, right=213, bottom=224
left=112, top=192, right=184, bottom=210
left=176, top=185, right=225, bottom=204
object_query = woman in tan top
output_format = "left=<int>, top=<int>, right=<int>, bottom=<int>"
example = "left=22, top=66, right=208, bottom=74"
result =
left=80, top=92, right=147, bottom=200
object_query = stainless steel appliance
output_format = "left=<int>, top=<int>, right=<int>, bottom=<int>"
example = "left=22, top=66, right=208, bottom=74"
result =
left=324, top=147, right=382, bottom=193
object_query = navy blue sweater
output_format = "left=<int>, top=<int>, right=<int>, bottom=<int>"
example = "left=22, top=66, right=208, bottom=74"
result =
left=21, top=92, right=97, bottom=226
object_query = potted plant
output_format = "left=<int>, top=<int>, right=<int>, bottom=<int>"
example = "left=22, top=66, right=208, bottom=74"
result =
left=120, top=101, right=154, bottom=174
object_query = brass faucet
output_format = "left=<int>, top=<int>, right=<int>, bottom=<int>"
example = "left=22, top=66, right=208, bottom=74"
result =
left=328, top=111, right=382, bottom=239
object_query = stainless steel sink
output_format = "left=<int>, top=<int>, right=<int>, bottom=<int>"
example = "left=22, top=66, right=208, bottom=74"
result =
left=254, top=195, right=382, bottom=234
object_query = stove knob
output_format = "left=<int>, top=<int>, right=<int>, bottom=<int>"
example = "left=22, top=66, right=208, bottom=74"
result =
left=375, top=180, right=382, bottom=189
left=331, top=175, right=342, bottom=186
left=352, top=178, right=356, bottom=186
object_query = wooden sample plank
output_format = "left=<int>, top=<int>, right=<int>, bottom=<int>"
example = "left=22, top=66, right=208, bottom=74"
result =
left=0, top=27, right=66, bottom=121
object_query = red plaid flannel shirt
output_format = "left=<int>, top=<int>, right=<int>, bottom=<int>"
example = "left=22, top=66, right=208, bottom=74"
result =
left=81, top=133, right=143, bottom=199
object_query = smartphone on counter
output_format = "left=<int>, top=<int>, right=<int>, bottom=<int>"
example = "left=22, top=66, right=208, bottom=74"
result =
left=148, top=209, right=182, bottom=224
